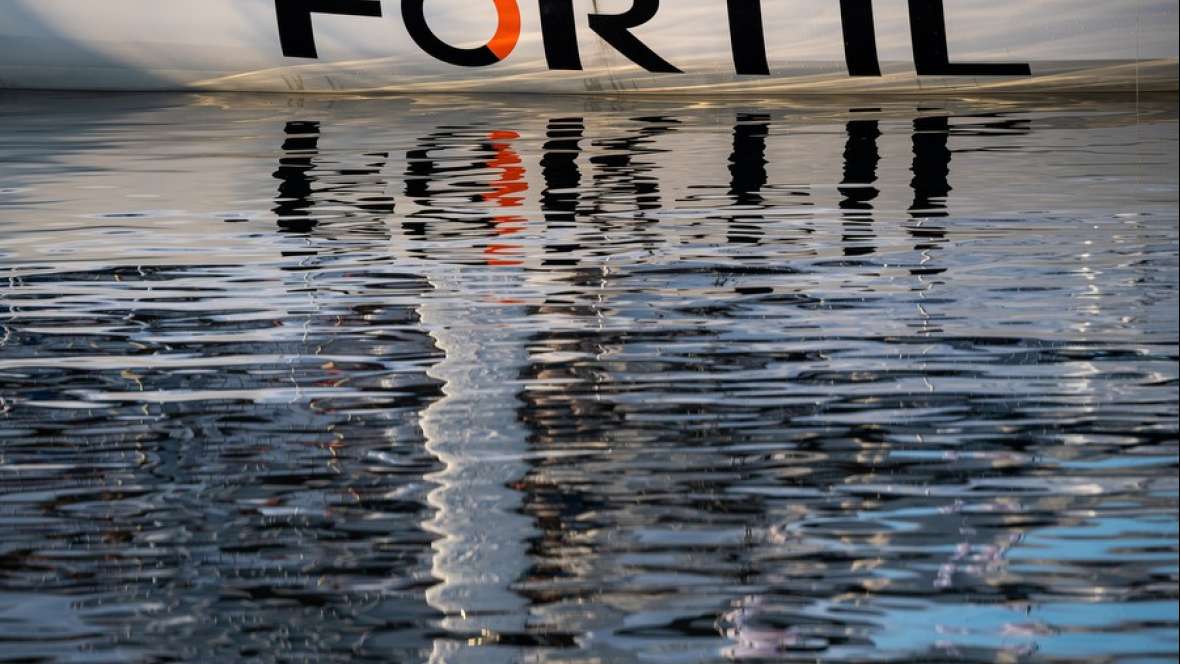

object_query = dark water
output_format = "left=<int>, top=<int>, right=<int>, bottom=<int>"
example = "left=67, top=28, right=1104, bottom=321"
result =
left=0, top=92, right=1176, bottom=663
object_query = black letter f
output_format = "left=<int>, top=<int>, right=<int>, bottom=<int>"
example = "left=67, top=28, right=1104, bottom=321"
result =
left=276, top=0, right=383, bottom=58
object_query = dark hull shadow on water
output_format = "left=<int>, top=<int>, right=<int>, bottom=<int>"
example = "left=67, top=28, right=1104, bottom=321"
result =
left=0, top=91, right=1177, bottom=663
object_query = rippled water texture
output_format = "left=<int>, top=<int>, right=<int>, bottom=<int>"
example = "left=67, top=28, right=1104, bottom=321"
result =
left=0, top=92, right=1177, bottom=663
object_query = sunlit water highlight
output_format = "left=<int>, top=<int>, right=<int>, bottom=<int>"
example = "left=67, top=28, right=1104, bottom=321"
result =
left=0, top=92, right=1176, bottom=663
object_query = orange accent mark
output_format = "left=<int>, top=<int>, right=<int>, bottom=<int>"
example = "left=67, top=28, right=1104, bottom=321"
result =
left=487, top=0, right=522, bottom=61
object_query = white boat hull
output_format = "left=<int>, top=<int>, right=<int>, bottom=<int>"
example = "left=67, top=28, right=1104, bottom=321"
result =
left=1, top=0, right=1177, bottom=93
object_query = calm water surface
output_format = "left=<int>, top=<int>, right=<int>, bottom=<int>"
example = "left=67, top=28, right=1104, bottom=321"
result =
left=0, top=92, right=1177, bottom=663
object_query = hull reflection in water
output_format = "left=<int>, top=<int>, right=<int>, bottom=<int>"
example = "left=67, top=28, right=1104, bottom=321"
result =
left=0, top=92, right=1177, bottom=663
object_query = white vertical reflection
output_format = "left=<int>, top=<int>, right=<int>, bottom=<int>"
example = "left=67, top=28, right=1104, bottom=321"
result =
left=418, top=266, right=535, bottom=664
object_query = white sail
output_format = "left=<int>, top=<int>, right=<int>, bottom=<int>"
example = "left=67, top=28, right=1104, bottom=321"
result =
left=1, top=0, right=1176, bottom=93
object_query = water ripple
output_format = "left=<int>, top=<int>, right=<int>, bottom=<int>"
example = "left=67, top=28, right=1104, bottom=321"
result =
left=0, top=92, right=1176, bottom=663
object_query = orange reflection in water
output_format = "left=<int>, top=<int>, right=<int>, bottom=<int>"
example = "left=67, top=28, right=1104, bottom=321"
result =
left=482, top=130, right=527, bottom=267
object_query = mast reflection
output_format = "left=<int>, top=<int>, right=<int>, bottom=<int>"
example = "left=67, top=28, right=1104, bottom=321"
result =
left=402, top=125, right=538, bottom=663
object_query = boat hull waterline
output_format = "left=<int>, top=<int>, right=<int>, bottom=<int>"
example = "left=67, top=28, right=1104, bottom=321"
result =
left=1, top=0, right=1177, bottom=94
